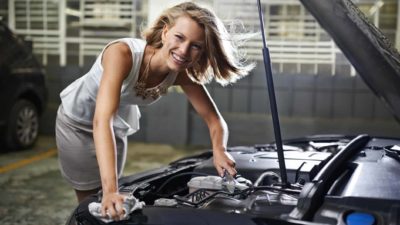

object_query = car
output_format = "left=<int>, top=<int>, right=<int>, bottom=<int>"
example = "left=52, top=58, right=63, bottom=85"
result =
left=0, top=20, right=47, bottom=149
left=66, top=0, right=400, bottom=224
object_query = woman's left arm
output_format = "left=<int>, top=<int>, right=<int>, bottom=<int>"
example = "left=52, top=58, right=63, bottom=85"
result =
left=177, top=74, right=237, bottom=177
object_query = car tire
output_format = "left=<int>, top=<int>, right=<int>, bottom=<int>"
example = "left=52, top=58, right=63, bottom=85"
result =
left=6, top=99, right=39, bottom=149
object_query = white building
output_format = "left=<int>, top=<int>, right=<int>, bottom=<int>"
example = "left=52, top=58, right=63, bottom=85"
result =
left=0, top=0, right=398, bottom=76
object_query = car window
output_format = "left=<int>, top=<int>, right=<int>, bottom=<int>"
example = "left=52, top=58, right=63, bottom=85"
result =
left=0, top=23, right=15, bottom=67
left=0, top=22, right=34, bottom=69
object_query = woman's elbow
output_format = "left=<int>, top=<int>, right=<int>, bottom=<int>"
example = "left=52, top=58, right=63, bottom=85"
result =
left=93, top=115, right=112, bottom=131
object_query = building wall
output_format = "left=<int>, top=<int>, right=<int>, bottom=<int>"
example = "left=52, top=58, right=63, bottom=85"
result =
left=41, top=63, right=400, bottom=147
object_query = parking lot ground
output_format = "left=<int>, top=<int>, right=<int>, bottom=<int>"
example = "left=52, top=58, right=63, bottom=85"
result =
left=0, top=135, right=204, bottom=225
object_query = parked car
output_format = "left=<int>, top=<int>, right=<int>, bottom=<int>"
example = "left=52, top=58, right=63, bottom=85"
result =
left=67, top=0, right=400, bottom=224
left=0, top=20, right=47, bottom=149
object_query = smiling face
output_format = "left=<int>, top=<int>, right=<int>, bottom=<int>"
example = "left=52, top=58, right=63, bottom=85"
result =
left=161, top=16, right=205, bottom=72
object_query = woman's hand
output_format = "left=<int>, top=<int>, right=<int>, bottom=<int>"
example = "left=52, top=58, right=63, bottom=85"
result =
left=101, top=192, right=126, bottom=221
left=213, top=150, right=237, bottom=177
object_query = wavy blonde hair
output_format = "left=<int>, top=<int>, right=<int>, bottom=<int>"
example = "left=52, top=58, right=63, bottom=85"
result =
left=142, top=2, right=255, bottom=86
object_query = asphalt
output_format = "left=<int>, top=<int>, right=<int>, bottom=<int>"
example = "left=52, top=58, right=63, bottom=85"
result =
left=0, top=135, right=203, bottom=225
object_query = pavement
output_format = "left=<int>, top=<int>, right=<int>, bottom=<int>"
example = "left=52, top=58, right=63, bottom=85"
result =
left=0, top=135, right=203, bottom=225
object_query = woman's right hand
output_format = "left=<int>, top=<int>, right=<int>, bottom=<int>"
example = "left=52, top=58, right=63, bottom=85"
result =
left=101, top=192, right=126, bottom=221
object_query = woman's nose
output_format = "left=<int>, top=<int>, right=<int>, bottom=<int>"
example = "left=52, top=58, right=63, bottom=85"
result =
left=179, top=43, right=190, bottom=56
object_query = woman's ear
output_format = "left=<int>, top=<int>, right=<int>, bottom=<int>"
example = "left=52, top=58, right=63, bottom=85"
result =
left=161, top=25, right=169, bottom=44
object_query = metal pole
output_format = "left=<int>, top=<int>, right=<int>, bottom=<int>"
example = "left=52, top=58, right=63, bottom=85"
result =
left=59, top=0, right=66, bottom=66
left=396, top=0, right=400, bottom=50
left=8, top=0, right=15, bottom=30
left=256, top=0, right=288, bottom=186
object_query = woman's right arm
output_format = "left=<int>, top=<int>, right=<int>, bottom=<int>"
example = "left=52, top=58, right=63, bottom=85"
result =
left=93, top=42, right=133, bottom=221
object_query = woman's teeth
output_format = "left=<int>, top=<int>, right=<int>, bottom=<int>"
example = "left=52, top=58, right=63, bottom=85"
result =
left=172, top=53, right=187, bottom=63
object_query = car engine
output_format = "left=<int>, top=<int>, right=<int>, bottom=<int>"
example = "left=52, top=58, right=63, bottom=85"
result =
left=71, top=135, right=400, bottom=225
left=114, top=136, right=345, bottom=218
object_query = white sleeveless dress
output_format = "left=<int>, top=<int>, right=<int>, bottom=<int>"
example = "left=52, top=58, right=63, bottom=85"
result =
left=55, top=38, right=177, bottom=190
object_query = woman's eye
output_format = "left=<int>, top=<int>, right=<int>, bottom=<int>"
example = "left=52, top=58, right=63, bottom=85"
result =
left=175, top=35, right=183, bottom=40
left=191, top=44, right=202, bottom=50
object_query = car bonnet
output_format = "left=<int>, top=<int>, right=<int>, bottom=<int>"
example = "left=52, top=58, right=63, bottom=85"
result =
left=299, top=0, right=400, bottom=123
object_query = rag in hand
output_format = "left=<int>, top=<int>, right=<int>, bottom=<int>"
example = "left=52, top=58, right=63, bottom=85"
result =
left=88, top=195, right=145, bottom=223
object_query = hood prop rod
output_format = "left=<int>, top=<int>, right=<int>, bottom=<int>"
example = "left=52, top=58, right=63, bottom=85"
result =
left=256, top=0, right=288, bottom=187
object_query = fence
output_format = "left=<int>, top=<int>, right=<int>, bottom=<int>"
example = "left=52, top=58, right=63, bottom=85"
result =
left=3, top=0, right=358, bottom=74
left=5, top=0, right=147, bottom=66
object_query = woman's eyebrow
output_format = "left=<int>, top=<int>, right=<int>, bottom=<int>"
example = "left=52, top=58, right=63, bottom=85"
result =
left=176, top=32, right=204, bottom=45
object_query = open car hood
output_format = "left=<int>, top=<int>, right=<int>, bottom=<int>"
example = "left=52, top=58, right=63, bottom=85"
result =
left=300, top=0, right=400, bottom=123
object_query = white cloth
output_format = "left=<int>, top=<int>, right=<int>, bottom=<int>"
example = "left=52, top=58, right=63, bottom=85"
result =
left=88, top=195, right=145, bottom=223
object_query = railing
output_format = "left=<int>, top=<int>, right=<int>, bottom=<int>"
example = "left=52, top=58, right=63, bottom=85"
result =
left=7, top=0, right=66, bottom=65
left=215, top=0, right=347, bottom=75
left=245, top=40, right=340, bottom=74
left=5, top=0, right=389, bottom=76
left=6, top=0, right=146, bottom=66
left=76, top=0, right=144, bottom=66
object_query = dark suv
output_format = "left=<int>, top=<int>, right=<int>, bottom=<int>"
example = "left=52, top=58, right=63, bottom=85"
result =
left=0, top=20, right=47, bottom=149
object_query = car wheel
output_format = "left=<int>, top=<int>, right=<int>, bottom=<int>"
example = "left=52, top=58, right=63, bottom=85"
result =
left=6, top=99, right=39, bottom=149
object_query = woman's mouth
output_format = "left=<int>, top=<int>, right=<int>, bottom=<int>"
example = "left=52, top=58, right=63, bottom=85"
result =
left=171, top=52, right=189, bottom=66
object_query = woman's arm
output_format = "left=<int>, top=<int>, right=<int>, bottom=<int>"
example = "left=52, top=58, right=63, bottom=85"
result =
left=176, top=73, right=237, bottom=177
left=93, top=42, right=133, bottom=220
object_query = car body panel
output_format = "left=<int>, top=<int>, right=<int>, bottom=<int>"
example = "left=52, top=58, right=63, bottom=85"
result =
left=299, top=0, right=400, bottom=122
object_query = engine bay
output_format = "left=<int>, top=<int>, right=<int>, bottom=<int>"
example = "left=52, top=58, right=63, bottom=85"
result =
left=115, top=136, right=347, bottom=216
left=72, top=135, right=400, bottom=225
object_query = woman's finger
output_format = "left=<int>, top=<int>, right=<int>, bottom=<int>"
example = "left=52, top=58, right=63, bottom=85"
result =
left=217, top=166, right=224, bottom=177
left=227, top=166, right=237, bottom=176
left=115, top=201, right=125, bottom=216
left=106, top=204, right=119, bottom=220
left=101, top=205, right=107, bottom=217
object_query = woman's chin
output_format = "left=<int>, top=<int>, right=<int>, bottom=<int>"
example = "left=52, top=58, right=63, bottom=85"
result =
left=168, top=62, right=188, bottom=72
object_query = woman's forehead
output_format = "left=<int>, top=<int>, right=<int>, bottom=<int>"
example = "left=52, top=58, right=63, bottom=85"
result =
left=169, top=16, right=205, bottom=42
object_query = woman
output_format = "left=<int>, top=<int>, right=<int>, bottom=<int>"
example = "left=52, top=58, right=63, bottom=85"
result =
left=56, top=1, right=254, bottom=221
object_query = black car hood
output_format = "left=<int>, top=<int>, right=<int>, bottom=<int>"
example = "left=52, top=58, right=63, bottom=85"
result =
left=299, top=0, right=400, bottom=123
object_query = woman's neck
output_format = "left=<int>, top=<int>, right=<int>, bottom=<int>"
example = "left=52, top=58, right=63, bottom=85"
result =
left=146, top=46, right=170, bottom=77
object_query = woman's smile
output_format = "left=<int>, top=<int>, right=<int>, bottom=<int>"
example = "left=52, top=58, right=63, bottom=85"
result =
left=171, top=52, right=189, bottom=65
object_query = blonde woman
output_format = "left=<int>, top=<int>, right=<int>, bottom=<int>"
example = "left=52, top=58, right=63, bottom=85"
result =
left=55, top=2, right=254, bottom=220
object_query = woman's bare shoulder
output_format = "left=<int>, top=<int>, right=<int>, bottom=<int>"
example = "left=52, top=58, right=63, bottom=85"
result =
left=102, top=42, right=133, bottom=67
left=104, top=42, right=133, bottom=59
left=101, top=42, right=133, bottom=80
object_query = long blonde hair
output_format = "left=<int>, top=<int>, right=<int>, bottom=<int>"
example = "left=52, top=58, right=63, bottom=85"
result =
left=142, top=2, right=255, bottom=86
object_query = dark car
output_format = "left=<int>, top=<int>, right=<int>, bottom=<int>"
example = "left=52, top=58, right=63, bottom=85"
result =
left=67, top=0, right=400, bottom=224
left=0, top=20, right=47, bottom=149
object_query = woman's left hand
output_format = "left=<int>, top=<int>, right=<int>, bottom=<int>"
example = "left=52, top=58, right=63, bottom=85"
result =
left=213, top=150, right=237, bottom=177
